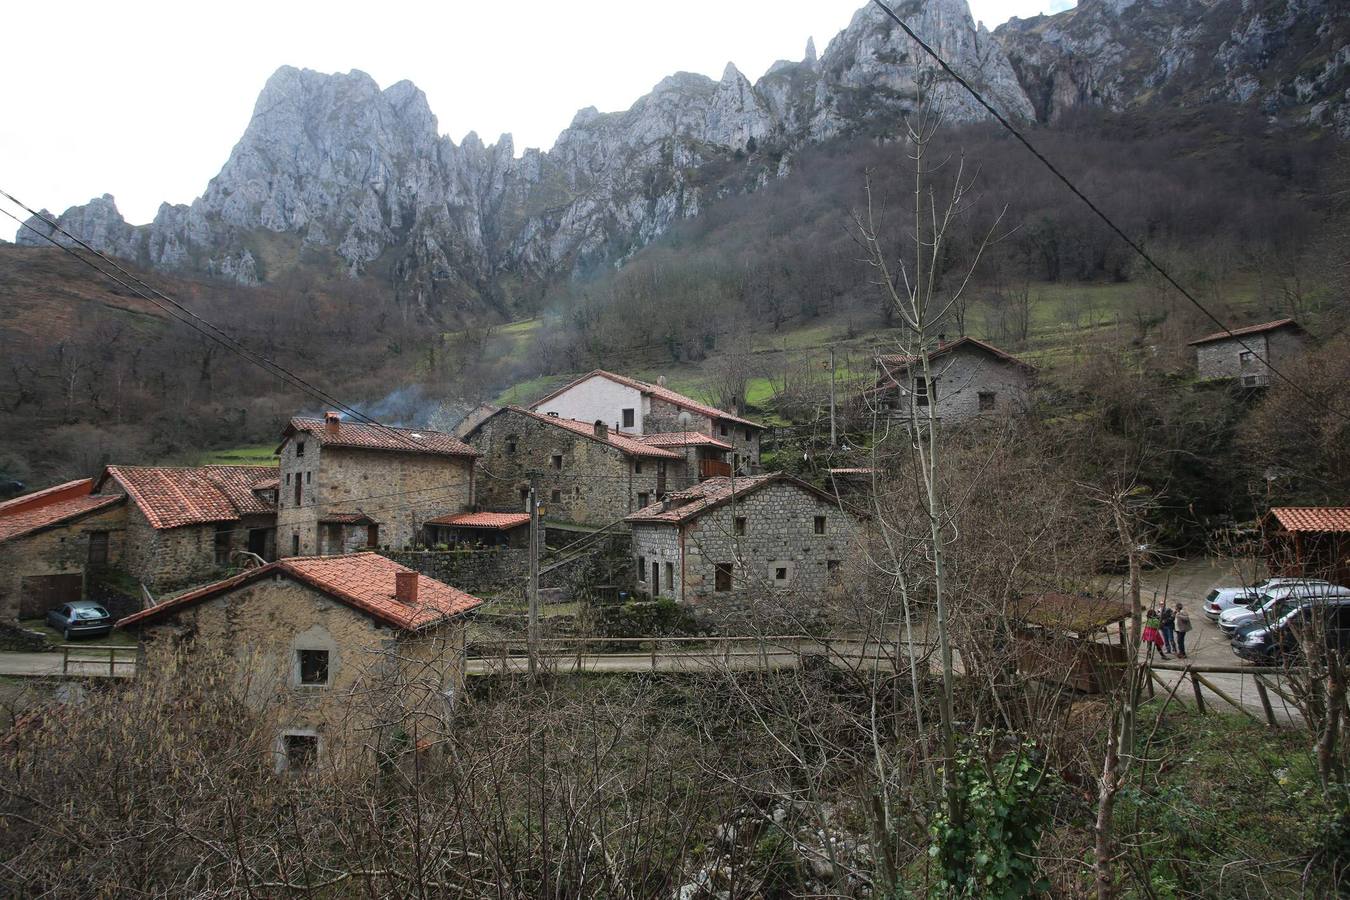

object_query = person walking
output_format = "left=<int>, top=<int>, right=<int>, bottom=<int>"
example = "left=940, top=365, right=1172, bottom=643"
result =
left=1160, top=603, right=1177, bottom=655
left=1174, top=602, right=1192, bottom=659
left=1142, top=608, right=1168, bottom=659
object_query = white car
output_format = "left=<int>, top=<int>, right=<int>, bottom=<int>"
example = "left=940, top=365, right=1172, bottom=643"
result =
left=1218, top=583, right=1350, bottom=634
left=1203, top=577, right=1330, bottom=621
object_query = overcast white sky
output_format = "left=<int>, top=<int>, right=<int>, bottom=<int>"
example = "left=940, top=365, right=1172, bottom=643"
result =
left=2, top=0, right=1073, bottom=237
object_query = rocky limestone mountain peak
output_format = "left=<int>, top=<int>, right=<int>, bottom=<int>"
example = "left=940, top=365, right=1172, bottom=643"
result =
left=19, top=0, right=1345, bottom=315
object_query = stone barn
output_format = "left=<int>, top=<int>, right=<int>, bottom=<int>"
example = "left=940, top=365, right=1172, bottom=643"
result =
left=0, top=479, right=127, bottom=620
left=1188, top=318, right=1309, bottom=385
left=625, top=474, right=856, bottom=605
left=275, top=413, right=479, bottom=557
left=118, top=552, right=482, bottom=769
left=866, top=337, right=1034, bottom=424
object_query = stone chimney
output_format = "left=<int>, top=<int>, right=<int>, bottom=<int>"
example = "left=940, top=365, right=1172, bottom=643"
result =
left=395, top=571, right=419, bottom=604
left=593, top=420, right=608, bottom=440
left=324, top=411, right=341, bottom=435
left=937, top=334, right=948, bottom=349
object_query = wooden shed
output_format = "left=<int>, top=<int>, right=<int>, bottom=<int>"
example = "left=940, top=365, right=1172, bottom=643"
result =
left=1261, top=507, right=1350, bottom=586
left=1011, top=592, right=1132, bottom=694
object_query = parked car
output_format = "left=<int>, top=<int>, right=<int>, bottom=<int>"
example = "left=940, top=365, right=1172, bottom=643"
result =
left=1203, top=577, right=1330, bottom=620
left=1232, top=597, right=1350, bottom=663
left=1219, top=584, right=1350, bottom=634
left=45, top=601, right=113, bottom=640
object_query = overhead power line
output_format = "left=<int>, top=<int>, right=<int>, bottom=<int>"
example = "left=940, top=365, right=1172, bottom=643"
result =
left=868, top=0, right=1346, bottom=423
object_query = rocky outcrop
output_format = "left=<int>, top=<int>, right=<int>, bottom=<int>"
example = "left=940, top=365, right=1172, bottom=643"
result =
left=19, top=0, right=1346, bottom=314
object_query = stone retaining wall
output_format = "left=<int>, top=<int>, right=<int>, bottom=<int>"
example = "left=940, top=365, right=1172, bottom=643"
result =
left=382, top=548, right=529, bottom=598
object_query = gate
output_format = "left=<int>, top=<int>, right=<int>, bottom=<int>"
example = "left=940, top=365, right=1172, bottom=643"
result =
left=19, top=573, right=84, bottom=619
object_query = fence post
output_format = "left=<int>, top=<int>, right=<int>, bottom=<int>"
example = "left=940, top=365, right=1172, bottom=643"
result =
left=62, top=646, right=69, bottom=676
left=109, top=647, right=115, bottom=678
left=1254, top=677, right=1277, bottom=729
left=651, top=638, right=658, bottom=672
left=1189, top=671, right=1207, bottom=715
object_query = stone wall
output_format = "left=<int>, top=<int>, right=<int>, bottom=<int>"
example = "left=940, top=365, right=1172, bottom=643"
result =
left=646, top=398, right=762, bottom=468
left=888, top=345, right=1032, bottom=423
left=468, top=408, right=669, bottom=527
left=1195, top=328, right=1308, bottom=383
left=0, top=500, right=130, bottom=619
left=118, top=505, right=237, bottom=593
left=276, top=436, right=475, bottom=556
left=631, top=481, right=856, bottom=611
left=134, top=576, right=468, bottom=765
left=383, top=548, right=529, bottom=598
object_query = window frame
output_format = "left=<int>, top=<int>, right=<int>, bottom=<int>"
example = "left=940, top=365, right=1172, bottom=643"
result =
left=714, top=562, right=733, bottom=593
left=734, top=516, right=747, bottom=536
left=622, top=408, right=635, bottom=429
left=813, top=515, right=826, bottom=535
left=281, top=731, right=319, bottom=772
left=978, top=391, right=996, bottom=411
left=638, top=555, right=647, bottom=581
left=296, top=648, right=331, bottom=687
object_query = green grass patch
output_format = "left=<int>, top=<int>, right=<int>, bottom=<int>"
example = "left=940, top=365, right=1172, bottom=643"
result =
left=193, top=444, right=278, bottom=466
left=18, top=619, right=139, bottom=647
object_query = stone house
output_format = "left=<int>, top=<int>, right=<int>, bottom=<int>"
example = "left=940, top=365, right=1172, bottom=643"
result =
left=867, top=337, right=1035, bottom=424
left=95, top=465, right=278, bottom=592
left=1188, top=318, right=1308, bottom=385
left=275, top=413, right=479, bottom=557
left=625, top=474, right=856, bottom=604
left=0, top=479, right=127, bottom=620
left=531, top=370, right=765, bottom=472
left=465, top=406, right=682, bottom=527
left=634, top=432, right=734, bottom=491
left=117, top=552, right=482, bottom=769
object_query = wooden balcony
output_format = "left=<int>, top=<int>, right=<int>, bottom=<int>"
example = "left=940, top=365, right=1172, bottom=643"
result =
left=699, top=459, right=732, bottom=480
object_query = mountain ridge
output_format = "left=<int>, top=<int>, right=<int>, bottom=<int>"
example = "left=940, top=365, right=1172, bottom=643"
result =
left=18, top=0, right=1348, bottom=320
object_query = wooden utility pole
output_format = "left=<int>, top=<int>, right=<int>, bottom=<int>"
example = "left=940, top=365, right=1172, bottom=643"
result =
left=528, top=472, right=540, bottom=680
left=828, top=347, right=837, bottom=448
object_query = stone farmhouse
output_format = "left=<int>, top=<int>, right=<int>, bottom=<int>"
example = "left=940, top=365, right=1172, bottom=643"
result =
left=866, top=337, right=1035, bottom=424
left=531, top=370, right=765, bottom=473
left=118, top=552, right=482, bottom=770
left=465, top=406, right=683, bottom=527
left=276, top=413, right=479, bottom=557
left=0, top=479, right=127, bottom=619
left=625, top=474, right=856, bottom=604
left=1188, top=318, right=1308, bottom=385
left=95, top=465, right=279, bottom=592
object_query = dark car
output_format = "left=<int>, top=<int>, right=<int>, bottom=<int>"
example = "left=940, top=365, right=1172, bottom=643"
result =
left=45, top=601, right=113, bottom=641
left=1232, top=597, right=1350, bottom=663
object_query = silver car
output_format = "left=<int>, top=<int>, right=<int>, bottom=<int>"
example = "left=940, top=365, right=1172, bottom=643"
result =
left=1219, top=583, right=1350, bottom=634
left=1203, top=577, right=1329, bottom=621
left=45, top=601, right=113, bottom=641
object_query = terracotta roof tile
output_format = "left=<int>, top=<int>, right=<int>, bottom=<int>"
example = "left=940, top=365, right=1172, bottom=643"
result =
left=636, top=432, right=733, bottom=450
left=531, top=370, right=763, bottom=430
left=281, top=417, right=478, bottom=458
left=99, top=465, right=278, bottom=530
left=876, top=337, right=1035, bottom=376
left=118, top=552, right=482, bottom=632
left=0, top=490, right=123, bottom=543
left=0, top=479, right=94, bottom=516
left=1188, top=318, right=1303, bottom=346
left=426, top=511, right=531, bottom=529
left=625, top=474, right=838, bottom=525
left=1269, top=507, right=1350, bottom=533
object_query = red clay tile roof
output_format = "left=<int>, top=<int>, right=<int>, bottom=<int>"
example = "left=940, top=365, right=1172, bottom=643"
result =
left=118, top=552, right=482, bottom=632
left=480, top=407, right=681, bottom=460
left=636, top=432, right=733, bottom=450
left=531, top=370, right=763, bottom=430
left=251, top=477, right=279, bottom=491
left=876, top=337, right=1035, bottom=377
left=0, top=481, right=123, bottom=544
left=625, top=474, right=838, bottom=525
left=1268, top=507, right=1350, bottom=534
left=1188, top=318, right=1304, bottom=346
left=98, top=465, right=278, bottom=530
left=0, top=479, right=95, bottom=516
left=280, top=417, right=478, bottom=458
left=426, top=511, right=531, bottom=529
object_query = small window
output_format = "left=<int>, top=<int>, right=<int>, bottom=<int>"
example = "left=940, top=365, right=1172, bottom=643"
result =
left=505, top=435, right=518, bottom=454
left=297, top=649, right=330, bottom=686
left=719, top=422, right=728, bottom=437
left=745, top=428, right=752, bottom=442
left=214, top=523, right=232, bottom=566
left=284, top=733, right=318, bottom=770
left=1239, top=351, right=1254, bottom=362
left=914, top=377, right=931, bottom=407
left=665, top=562, right=674, bottom=588
left=551, top=454, right=563, bottom=470
left=294, top=478, right=302, bottom=507
left=285, top=472, right=291, bottom=485
left=827, top=559, right=841, bottom=574
left=715, top=563, right=733, bottom=592
left=978, top=391, right=996, bottom=411
left=291, top=534, right=300, bottom=556
left=296, top=441, right=305, bottom=458
left=622, top=408, right=635, bottom=428
left=638, top=556, right=647, bottom=580
left=638, top=492, right=650, bottom=508
left=734, top=517, right=746, bottom=536
left=550, top=489, right=562, bottom=504
left=813, top=516, right=826, bottom=535
left=634, top=460, right=643, bottom=475
left=366, top=524, right=379, bottom=548
left=775, top=567, right=788, bottom=581
left=306, top=471, right=312, bottom=484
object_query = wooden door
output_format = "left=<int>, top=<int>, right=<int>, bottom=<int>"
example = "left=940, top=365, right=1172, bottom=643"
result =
left=19, top=574, right=83, bottom=619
